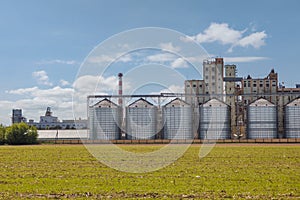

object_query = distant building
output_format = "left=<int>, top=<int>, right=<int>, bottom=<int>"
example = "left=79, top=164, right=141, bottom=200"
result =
left=27, top=107, right=87, bottom=130
left=12, top=109, right=26, bottom=124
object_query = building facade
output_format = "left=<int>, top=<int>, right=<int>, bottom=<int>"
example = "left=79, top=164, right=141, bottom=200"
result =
left=241, top=69, right=278, bottom=105
left=203, top=58, right=224, bottom=96
left=185, top=58, right=224, bottom=106
left=12, top=109, right=26, bottom=124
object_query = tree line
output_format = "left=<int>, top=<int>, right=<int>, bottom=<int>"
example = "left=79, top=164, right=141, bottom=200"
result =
left=0, top=122, right=38, bottom=145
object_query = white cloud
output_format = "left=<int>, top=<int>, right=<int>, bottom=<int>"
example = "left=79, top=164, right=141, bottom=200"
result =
left=73, top=75, right=119, bottom=94
left=32, top=70, right=53, bottom=86
left=183, top=22, right=267, bottom=52
left=60, top=79, right=70, bottom=86
left=195, top=23, right=243, bottom=45
left=179, top=35, right=194, bottom=42
left=7, top=86, right=74, bottom=100
left=159, top=42, right=181, bottom=52
left=224, top=56, right=269, bottom=63
left=236, top=31, right=267, bottom=49
left=37, top=59, right=79, bottom=65
left=146, top=53, right=176, bottom=62
left=145, top=53, right=191, bottom=69
left=171, top=58, right=188, bottom=68
left=87, top=54, right=132, bottom=64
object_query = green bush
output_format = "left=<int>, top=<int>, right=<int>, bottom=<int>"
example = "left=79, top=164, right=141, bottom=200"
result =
left=5, top=123, right=38, bottom=145
left=0, top=125, right=5, bottom=145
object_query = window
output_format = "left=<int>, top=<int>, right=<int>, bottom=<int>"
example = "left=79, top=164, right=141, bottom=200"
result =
left=244, top=82, right=247, bottom=87
left=253, top=83, right=257, bottom=87
left=259, top=84, right=263, bottom=87
left=205, top=76, right=209, bottom=80
left=212, top=76, right=215, bottom=79
left=199, top=84, right=202, bottom=88
left=266, top=83, right=269, bottom=87
left=193, top=84, right=196, bottom=87
left=248, top=81, right=251, bottom=87
left=206, top=67, right=208, bottom=71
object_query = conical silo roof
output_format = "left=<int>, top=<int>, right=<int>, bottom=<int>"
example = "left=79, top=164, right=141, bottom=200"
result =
left=249, top=98, right=275, bottom=107
left=128, top=98, right=155, bottom=108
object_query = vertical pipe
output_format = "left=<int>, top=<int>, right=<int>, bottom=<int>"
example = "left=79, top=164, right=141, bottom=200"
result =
left=118, top=73, right=123, bottom=106
left=118, top=73, right=124, bottom=139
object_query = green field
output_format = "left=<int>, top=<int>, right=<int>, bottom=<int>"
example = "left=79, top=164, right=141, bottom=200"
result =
left=0, top=144, right=299, bottom=199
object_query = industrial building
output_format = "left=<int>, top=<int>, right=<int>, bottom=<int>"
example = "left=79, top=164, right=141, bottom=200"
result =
left=89, top=98, right=121, bottom=140
left=284, top=98, right=300, bottom=138
left=87, top=56, right=300, bottom=140
left=126, top=98, right=158, bottom=140
left=199, top=98, right=231, bottom=139
left=185, top=58, right=225, bottom=106
left=12, top=109, right=26, bottom=124
left=247, top=98, right=278, bottom=139
left=162, top=98, right=193, bottom=139
left=14, top=107, right=88, bottom=130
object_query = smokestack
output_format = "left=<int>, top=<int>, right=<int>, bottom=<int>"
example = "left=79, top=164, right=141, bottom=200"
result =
left=118, top=73, right=123, bottom=106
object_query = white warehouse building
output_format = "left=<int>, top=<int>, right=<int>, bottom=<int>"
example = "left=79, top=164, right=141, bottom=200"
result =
left=27, top=107, right=87, bottom=130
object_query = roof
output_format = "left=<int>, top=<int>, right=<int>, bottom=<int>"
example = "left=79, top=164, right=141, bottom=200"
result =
left=202, top=98, right=229, bottom=107
left=91, top=98, right=119, bottom=108
left=286, top=97, right=300, bottom=107
left=249, top=97, right=275, bottom=107
left=164, top=98, right=190, bottom=107
left=128, top=98, right=155, bottom=108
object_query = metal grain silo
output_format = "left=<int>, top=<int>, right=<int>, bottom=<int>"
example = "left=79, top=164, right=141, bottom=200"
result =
left=247, top=98, right=277, bottom=139
left=199, top=98, right=231, bottom=139
left=163, top=98, right=192, bottom=139
left=285, top=98, right=300, bottom=138
left=89, top=98, right=121, bottom=140
left=126, top=98, right=157, bottom=140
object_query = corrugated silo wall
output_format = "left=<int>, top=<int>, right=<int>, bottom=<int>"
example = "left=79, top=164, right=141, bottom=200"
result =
left=126, top=107, right=157, bottom=140
left=199, top=105, right=231, bottom=139
left=162, top=106, right=193, bottom=139
left=247, top=105, right=278, bottom=139
left=89, top=106, right=121, bottom=140
left=285, top=104, right=300, bottom=138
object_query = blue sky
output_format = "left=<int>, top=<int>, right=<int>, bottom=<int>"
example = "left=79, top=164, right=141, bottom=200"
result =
left=0, top=0, right=299, bottom=125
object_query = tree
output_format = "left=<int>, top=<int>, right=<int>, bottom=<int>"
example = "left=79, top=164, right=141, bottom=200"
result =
left=0, top=125, right=5, bottom=145
left=5, top=123, right=38, bottom=145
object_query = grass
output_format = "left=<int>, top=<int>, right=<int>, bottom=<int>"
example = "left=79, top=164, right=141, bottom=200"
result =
left=0, top=144, right=299, bottom=199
